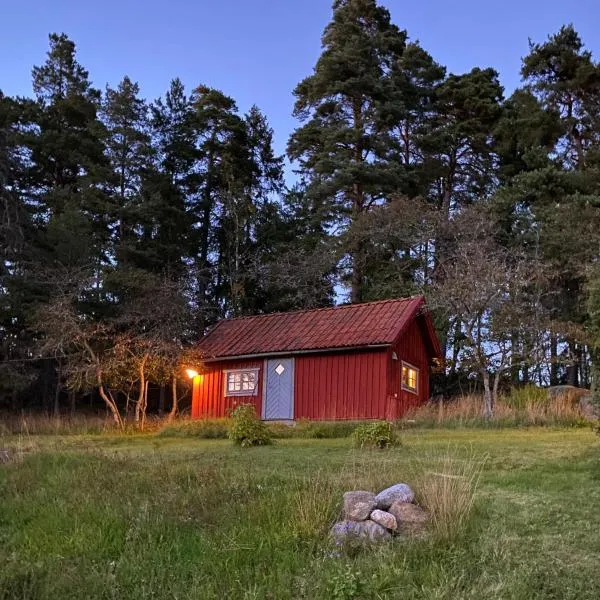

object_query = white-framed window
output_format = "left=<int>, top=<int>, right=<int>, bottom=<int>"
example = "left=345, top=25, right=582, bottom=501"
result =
left=224, top=368, right=259, bottom=397
left=401, top=361, right=419, bottom=394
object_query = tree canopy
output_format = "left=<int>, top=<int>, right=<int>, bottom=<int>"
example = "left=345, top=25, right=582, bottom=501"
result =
left=3, top=8, right=600, bottom=422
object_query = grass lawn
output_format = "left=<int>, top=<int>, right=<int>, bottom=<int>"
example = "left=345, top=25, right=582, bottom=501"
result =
left=1, top=428, right=600, bottom=599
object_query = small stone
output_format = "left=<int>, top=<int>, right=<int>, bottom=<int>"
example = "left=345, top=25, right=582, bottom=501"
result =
left=330, top=520, right=364, bottom=543
left=343, top=490, right=377, bottom=521
left=362, top=520, right=392, bottom=541
left=375, top=483, right=415, bottom=509
left=388, top=501, right=429, bottom=535
left=330, top=519, right=391, bottom=543
left=370, top=509, right=397, bottom=531
left=369, top=508, right=398, bottom=531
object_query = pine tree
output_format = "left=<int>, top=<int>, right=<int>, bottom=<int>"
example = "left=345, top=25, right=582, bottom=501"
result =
left=0, top=92, right=36, bottom=408
left=522, top=25, right=600, bottom=170
left=288, top=0, right=408, bottom=302
left=102, top=76, right=152, bottom=256
left=148, top=78, right=196, bottom=280
left=516, top=25, right=600, bottom=385
left=421, top=67, right=504, bottom=216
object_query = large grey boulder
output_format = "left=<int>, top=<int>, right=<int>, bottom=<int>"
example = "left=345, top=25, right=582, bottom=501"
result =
left=388, top=501, right=429, bottom=535
left=369, top=509, right=397, bottom=531
left=330, top=519, right=391, bottom=543
left=579, top=394, right=598, bottom=421
left=375, top=483, right=414, bottom=509
left=343, top=490, right=376, bottom=521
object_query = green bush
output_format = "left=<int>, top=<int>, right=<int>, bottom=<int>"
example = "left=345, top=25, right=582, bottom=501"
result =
left=158, top=418, right=230, bottom=439
left=352, top=420, right=397, bottom=449
left=228, top=404, right=272, bottom=447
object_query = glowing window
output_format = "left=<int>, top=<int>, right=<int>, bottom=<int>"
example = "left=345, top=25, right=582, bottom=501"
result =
left=401, top=362, right=419, bottom=394
left=224, top=369, right=259, bottom=396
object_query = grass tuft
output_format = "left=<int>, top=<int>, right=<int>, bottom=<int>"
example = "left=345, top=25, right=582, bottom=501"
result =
left=409, top=446, right=486, bottom=539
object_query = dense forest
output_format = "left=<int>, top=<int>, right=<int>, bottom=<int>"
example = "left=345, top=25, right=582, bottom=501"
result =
left=2, top=0, right=600, bottom=424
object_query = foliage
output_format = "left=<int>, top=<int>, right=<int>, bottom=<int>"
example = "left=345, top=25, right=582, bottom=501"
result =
left=227, top=403, right=272, bottom=447
left=327, top=564, right=364, bottom=600
left=352, top=420, right=397, bottom=449
left=3, top=16, right=600, bottom=421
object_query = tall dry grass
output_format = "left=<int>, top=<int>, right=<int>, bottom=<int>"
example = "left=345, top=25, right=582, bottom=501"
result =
left=0, top=412, right=114, bottom=436
left=409, top=447, right=486, bottom=539
left=0, top=412, right=168, bottom=436
left=405, top=389, right=587, bottom=428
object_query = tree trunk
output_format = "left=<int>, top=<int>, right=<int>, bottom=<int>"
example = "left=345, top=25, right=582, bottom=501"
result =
left=134, top=355, right=148, bottom=425
left=511, top=333, right=520, bottom=385
left=53, top=361, right=62, bottom=418
left=97, top=376, right=124, bottom=430
left=158, top=384, right=166, bottom=417
left=566, top=342, right=579, bottom=387
left=450, top=319, right=461, bottom=376
left=550, top=334, right=559, bottom=386
left=141, top=381, right=149, bottom=432
left=350, top=99, right=365, bottom=305
left=69, top=390, right=76, bottom=416
left=482, top=369, right=493, bottom=420
left=492, top=371, right=501, bottom=410
left=168, top=375, right=178, bottom=423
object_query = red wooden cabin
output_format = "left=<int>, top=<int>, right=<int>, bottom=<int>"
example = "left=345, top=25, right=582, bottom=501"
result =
left=190, top=296, right=442, bottom=421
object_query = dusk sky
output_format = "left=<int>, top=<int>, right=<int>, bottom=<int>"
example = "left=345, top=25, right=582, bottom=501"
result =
left=2, top=0, right=598, bottom=161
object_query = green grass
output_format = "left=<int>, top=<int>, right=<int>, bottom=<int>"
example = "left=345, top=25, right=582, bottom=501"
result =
left=1, top=428, right=600, bottom=599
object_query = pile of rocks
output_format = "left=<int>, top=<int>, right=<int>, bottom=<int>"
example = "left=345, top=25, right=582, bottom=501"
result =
left=330, top=483, right=429, bottom=543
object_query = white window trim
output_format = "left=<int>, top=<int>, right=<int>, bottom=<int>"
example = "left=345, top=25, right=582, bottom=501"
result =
left=401, top=361, right=419, bottom=394
left=224, top=368, right=260, bottom=397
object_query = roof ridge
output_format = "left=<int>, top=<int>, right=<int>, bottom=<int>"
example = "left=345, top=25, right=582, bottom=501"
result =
left=218, top=296, right=423, bottom=323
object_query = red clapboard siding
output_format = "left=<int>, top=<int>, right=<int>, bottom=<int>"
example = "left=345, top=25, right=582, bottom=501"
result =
left=294, top=350, right=389, bottom=420
left=390, top=316, right=431, bottom=417
left=192, top=359, right=263, bottom=418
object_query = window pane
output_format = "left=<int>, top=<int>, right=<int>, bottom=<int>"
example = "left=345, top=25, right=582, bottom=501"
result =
left=226, top=370, right=257, bottom=395
left=402, top=364, right=418, bottom=392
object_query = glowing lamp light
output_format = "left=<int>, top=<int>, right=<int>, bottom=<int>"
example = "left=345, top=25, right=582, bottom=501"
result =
left=186, top=369, right=199, bottom=379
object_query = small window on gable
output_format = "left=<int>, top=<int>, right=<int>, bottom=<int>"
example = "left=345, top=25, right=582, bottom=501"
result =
left=224, top=368, right=259, bottom=397
left=401, top=362, right=419, bottom=394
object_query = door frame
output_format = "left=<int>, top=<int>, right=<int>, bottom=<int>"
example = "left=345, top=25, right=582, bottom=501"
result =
left=261, top=357, right=295, bottom=420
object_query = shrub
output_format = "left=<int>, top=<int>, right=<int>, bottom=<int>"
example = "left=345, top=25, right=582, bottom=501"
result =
left=352, top=420, right=397, bottom=449
left=228, top=404, right=272, bottom=447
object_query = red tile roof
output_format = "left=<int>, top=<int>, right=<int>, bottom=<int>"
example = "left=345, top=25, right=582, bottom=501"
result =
left=197, top=296, right=438, bottom=360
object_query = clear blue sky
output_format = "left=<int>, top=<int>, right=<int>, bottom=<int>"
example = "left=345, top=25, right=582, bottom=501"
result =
left=1, top=0, right=598, bottom=161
